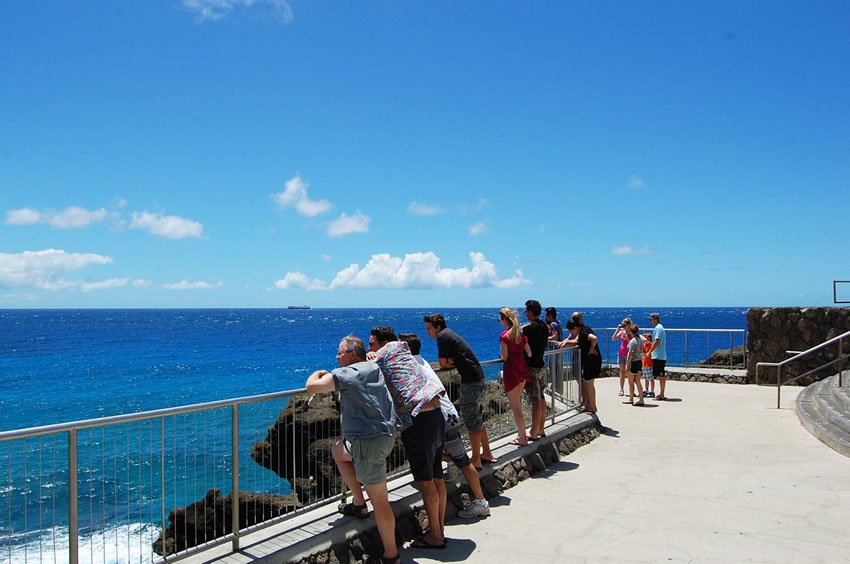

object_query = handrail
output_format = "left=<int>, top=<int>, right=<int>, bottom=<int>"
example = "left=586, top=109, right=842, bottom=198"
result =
left=756, top=329, right=850, bottom=408
left=600, top=327, right=746, bottom=369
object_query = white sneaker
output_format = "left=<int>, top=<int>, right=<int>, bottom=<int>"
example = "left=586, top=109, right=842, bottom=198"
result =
left=458, top=499, right=490, bottom=519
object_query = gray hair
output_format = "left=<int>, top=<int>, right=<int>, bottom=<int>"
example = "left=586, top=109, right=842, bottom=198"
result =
left=340, top=335, right=366, bottom=360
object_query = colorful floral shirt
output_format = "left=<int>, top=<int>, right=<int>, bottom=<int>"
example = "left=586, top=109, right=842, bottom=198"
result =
left=372, top=340, right=445, bottom=430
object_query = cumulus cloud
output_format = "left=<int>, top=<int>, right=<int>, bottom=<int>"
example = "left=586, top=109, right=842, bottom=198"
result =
left=6, top=206, right=108, bottom=228
left=628, top=174, right=646, bottom=189
left=0, top=249, right=113, bottom=290
left=612, top=245, right=656, bottom=256
left=468, top=222, right=488, bottom=236
left=271, top=251, right=530, bottom=291
left=328, top=212, right=370, bottom=237
left=162, top=280, right=223, bottom=290
left=272, top=175, right=332, bottom=217
left=272, top=272, right=327, bottom=290
left=407, top=201, right=442, bottom=216
left=182, top=0, right=293, bottom=23
left=130, top=211, right=204, bottom=239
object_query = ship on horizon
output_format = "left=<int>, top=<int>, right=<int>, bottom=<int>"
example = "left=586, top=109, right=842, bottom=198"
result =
left=287, top=305, right=311, bottom=310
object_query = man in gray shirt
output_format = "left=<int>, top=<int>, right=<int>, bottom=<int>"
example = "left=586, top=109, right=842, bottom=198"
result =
left=306, top=335, right=399, bottom=564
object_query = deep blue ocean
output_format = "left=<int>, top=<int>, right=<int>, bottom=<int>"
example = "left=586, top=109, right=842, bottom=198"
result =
left=0, top=307, right=746, bottom=562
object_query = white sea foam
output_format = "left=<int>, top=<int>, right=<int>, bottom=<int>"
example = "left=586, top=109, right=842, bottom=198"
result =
left=4, top=522, right=158, bottom=563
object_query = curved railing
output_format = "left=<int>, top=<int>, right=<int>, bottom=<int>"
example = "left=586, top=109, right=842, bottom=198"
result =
left=756, top=329, right=850, bottom=408
left=0, top=347, right=579, bottom=563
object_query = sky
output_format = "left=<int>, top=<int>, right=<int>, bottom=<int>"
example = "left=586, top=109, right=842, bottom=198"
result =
left=1, top=1, right=848, bottom=309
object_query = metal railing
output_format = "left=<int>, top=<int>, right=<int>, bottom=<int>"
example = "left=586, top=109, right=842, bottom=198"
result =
left=0, top=347, right=579, bottom=563
left=756, top=329, right=850, bottom=408
left=599, top=328, right=747, bottom=369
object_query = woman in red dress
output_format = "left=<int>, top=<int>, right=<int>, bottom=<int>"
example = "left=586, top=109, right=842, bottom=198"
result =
left=499, top=307, right=535, bottom=446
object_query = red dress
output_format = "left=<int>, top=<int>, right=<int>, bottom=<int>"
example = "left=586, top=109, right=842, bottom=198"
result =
left=501, top=330, right=534, bottom=392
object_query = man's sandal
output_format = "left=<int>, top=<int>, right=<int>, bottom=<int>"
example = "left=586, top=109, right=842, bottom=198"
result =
left=338, top=502, right=369, bottom=519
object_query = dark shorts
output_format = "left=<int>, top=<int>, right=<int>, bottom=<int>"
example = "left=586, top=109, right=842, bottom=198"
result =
left=459, top=380, right=486, bottom=433
left=442, top=423, right=471, bottom=468
left=629, top=360, right=642, bottom=374
left=583, top=354, right=602, bottom=380
left=525, top=365, right=548, bottom=402
left=401, top=408, right=445, bottom=482
left=652, top=359, right=667, bottom=377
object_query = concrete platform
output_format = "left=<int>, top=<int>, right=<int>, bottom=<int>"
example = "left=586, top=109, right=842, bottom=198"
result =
left=412, top=378, right=850, bottom=563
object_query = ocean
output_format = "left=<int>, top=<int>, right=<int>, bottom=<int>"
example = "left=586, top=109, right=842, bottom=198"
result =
left=0, top=307, right=746, bottom=562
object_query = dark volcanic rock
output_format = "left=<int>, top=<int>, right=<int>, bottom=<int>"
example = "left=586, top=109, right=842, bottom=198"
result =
left=152, top=488, right=300, bottom=556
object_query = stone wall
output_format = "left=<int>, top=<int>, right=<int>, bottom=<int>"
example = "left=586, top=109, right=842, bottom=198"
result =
left=747, top=307, right=850, bottom=385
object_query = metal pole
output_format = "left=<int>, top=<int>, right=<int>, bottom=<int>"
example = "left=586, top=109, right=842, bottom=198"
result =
left=68, top=429, right=78, bottom=564
left=231, top=404, right=240, bottom=551
left=729, top=331, right=733, bottom=368
left=685, top=331, right=689, bottom=368
left=777, top=365, right=782, bottom=409
left=160, top=418, right=166, bottom=549
left=839, top=338, right=845, bottom=387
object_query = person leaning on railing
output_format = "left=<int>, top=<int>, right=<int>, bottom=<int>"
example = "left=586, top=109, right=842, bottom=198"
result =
left=305, top=335, right=401, bottom=564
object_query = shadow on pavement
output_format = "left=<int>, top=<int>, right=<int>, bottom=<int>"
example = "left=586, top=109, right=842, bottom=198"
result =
left=409, top=537, right=476, bottom=562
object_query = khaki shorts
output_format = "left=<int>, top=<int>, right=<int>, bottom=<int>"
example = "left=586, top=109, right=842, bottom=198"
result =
left=345, top=434, right=395, bottom=486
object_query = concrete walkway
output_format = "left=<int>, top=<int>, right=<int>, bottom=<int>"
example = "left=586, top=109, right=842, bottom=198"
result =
left=411, top=378, right=850, bottom=563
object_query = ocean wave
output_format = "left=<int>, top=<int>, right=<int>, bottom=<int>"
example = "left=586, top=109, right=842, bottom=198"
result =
left=5, top=522, right=158, bottom=563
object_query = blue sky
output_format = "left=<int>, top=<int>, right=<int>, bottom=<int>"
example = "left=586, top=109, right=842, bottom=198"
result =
left=1, top=1, right=848, bottom=308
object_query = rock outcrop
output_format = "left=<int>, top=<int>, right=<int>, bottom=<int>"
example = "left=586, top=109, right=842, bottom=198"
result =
left=152, top=488, right=300, bottom=556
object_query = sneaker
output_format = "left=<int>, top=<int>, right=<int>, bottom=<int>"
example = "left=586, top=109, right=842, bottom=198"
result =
left=648, top=391, right=655, bottom=398
left=458, top=499, right=490, bottom=519
left=642, top=391, right=648, bottom=398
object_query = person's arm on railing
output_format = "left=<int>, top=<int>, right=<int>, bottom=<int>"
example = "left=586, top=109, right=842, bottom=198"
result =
left=306, top=370, right=336, bottom=394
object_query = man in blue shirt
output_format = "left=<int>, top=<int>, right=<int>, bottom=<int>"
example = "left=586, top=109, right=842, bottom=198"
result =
left=649, top=313, right=668, bottom=400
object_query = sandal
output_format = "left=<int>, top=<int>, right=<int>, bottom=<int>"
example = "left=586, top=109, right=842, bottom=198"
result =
left=509, top=438, right=528, bottom=446
left=618, top=390, right=624, bottom=396
left=410, top=537, right=446, bottom=549
left=338, top=502, right=369, bottom=519
left=481, top=456, right=498, bottom=464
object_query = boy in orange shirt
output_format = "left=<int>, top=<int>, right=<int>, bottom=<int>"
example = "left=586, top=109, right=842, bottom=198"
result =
left=641, top=333, right=655, bottom=398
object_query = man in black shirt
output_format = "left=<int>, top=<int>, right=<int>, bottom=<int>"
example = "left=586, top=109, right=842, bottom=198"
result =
left=523, top=300, right=550, bottom=440
left=424, top=313, right=496, bottom=469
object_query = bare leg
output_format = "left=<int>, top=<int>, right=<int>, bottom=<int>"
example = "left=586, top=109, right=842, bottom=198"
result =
left=459, top=463, right=486, bottom=501
left=584, top=380, right=597, bottom=412
left=631, top=373, right=644, bottom=403
left=659, top=376, right=667, bottom=398
left=469, top=430, right=483, bottom=469
left=480, top=427, right=493, bottom=462
left=436, top=477, right=447, bottom=531
left=618, top=363, right=626, bottom=393
left=417, top=479, right=444, bottom=545
left=530, top=399, right=545, bottom=438
left=363, top=481, right=398, bottom=559
left=332, top=441, right=366, bottom=509
left=507, top=383, right=528, bottom=443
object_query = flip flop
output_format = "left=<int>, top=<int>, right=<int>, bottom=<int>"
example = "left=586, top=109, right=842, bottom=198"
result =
left=338, top=502, right=369, bottom=519
left=509, top=438, right=528, bottom=446
left=480, top=456, right=498, bottom=464
left=410, top=538, right=446, bottom=550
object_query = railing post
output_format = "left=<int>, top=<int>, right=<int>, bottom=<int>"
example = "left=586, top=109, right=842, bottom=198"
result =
left=839, top=338, right=845, bottom=387
left=68, top=429, right=78, bottom=564
left=777, top=365, right=782, bottom=409
left=160, top=418, right=166, bottom=548
left=231, top=404, right=240, bottom=551
left=685, top=331, right=689, bottom=368
left=729, top=331, right=733, bottom=368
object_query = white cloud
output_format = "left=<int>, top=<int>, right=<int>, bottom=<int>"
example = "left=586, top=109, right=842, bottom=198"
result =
left=6, top=208, right=42, bottom=225
left=272, top=272, right=327, bottom=290
left=326, top=251, right=530, bottom=289
left=0, top=249, right=113, bottom=290
left=407, top=201, right=442, bottom=216
left=328, top=212, right=370, bottom=237
left=272, top=175, right=332, bottom=217
left=182, top=0, right=293, bottom=23
left=132, top=279, right=153, bottom=288
left=81, top=278, right=131, bottom=292
left=612, top=245, right=656, bottom=256
left=468, top=222, right=488, bottom=236
left=162, top=280, right=223, bottom=290
left=628, top=174, right=646, bottom=189
left=5, top=206, right=107, bottom=228
left=275, top=252, right=530, bottom=291
left=320, top=254, right=332, bottom=261
left=130, top=211, right=204, bottom=239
